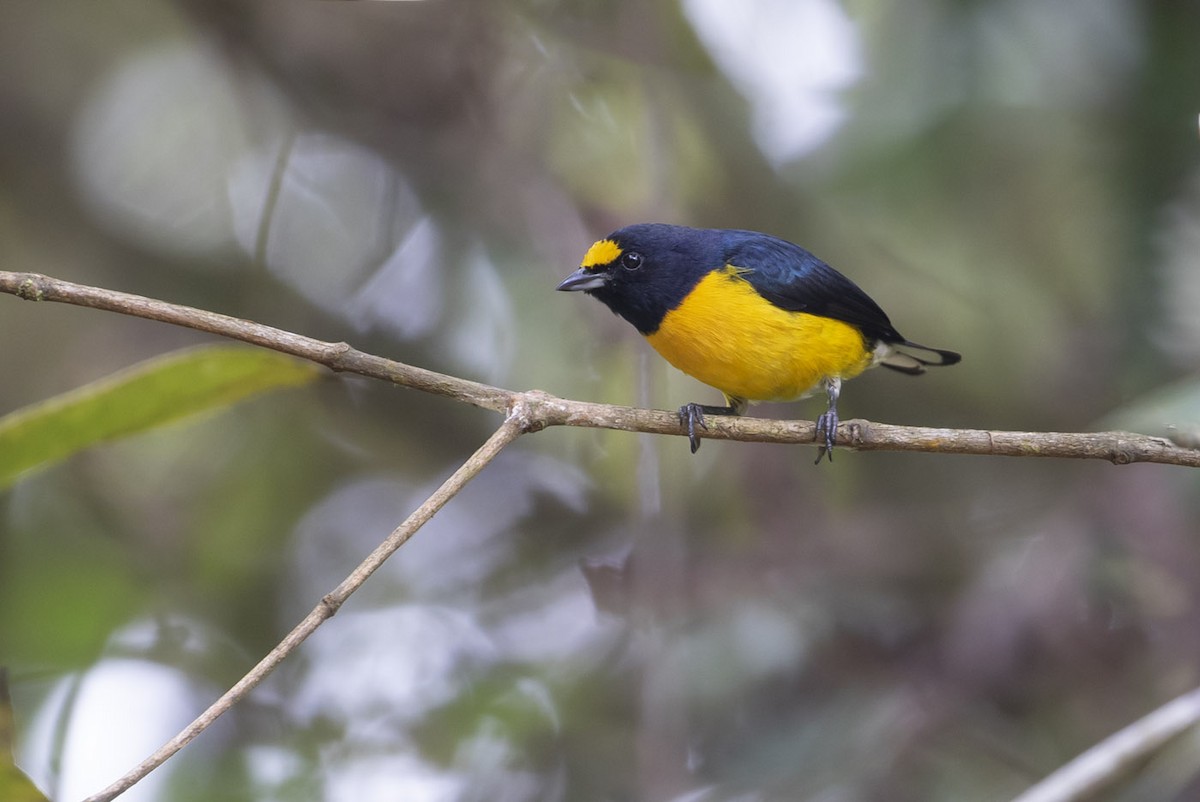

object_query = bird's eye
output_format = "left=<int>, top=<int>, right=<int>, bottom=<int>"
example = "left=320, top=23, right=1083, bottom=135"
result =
left=620, top=251, right=643, bottom=271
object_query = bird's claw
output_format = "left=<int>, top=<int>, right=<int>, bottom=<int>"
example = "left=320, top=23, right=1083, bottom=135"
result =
left=813, top=377, right=842, bottom=465
left=814, top=408, right=838, bottom=464
left=679, top=403, right=708, bottom=453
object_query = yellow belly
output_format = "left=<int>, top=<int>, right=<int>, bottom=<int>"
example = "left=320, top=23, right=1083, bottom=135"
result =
left=645, top=267, right=874, bottom=402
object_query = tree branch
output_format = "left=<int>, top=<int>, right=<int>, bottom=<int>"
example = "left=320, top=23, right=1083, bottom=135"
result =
left=1011, top=685, right=1200, bottom=802
left=3, top=268, right=1198, bottom=801
left=81, top=416, right=527, bottom=802
left=2, top=270, right=1197, bottom=467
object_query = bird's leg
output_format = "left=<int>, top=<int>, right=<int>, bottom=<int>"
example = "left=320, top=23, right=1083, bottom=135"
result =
left=814, top=377, right=841, bottom=464
left=679, top=396, right=747, bottom=453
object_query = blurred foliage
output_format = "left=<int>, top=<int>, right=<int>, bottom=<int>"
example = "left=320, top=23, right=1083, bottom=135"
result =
left=2, top=1, right=1200, bottom=800
left=0, top=346, right=320, bottom=489
left=0, top=670, right=50, bottom=802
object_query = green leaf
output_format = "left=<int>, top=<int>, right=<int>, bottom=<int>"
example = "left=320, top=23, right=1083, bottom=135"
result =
left=1, top=669, right=50, bottom=802
left=0, top=345, right=322, bottom=489
left=0, top=769, right=48, bottom=802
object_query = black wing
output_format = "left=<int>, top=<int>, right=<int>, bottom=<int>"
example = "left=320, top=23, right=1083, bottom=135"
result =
left=722, top=231, right=904, bottom=344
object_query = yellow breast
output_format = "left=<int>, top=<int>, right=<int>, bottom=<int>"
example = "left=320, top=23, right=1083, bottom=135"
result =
left=645, top=267, right=874, bottom=402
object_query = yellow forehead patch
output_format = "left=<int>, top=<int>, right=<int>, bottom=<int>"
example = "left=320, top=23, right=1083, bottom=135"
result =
left=581, top=239, right=622, bottom=269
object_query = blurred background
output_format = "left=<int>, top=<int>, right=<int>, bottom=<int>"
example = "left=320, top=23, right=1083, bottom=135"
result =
left=2, top=1, right=1200, bottom=800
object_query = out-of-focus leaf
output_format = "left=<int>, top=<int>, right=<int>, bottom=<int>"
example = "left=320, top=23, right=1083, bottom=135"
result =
left=0, top=345, right=322, bottom=488
left=0, top=669, right=50, bottom=802
left=0, top=769, right=47, bottom=802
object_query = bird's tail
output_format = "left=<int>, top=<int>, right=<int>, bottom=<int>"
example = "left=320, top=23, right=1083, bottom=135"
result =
left=878, top=340, right=962, bottom=375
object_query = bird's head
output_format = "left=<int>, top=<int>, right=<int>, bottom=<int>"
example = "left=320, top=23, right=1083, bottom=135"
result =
left=556, top=223, right=721, bottom=335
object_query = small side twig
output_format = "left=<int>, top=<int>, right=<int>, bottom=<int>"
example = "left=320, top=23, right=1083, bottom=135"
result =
left=80, top=417, right=526, bottom=802
left=1011, top=685, right=1200, bottom=802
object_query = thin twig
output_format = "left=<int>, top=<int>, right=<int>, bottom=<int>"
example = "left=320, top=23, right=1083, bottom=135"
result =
left=80, top=417, right=526, bottom=802
left=0, top=271, right=512, bottom=413
left=252, top=128, right=296, bottom=268
left=1011, top=685, right=1200, bottom=802
left=2, top=270, right=1197, bottom=467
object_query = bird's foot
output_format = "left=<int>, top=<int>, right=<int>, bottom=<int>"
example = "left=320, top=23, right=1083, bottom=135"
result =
left=814, top=377, right=842, bottom=465
left=814, top=408, right=838, bottom=464
left=678, top=401, right=745, bottom=453
left=679, top=403, right=709, bottom=454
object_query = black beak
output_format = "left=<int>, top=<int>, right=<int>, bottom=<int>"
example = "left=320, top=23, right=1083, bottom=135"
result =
left=556, top=267, right=609, bottom=292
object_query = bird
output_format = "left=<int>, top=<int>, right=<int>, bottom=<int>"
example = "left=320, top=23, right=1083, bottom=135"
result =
left=556, top=223, right=960, bottom=462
